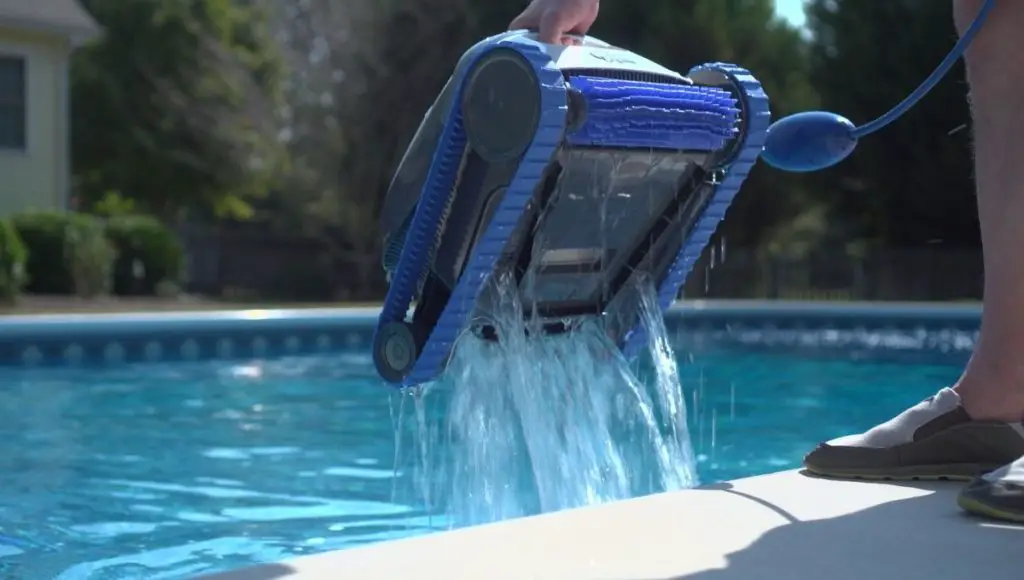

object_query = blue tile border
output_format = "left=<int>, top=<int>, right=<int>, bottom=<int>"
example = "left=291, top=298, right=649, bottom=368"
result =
left=664, top=301, right=980, bottom=364
left=0, top=308, right=378, bottom=367
left=0, top=302, right=981, bottom=367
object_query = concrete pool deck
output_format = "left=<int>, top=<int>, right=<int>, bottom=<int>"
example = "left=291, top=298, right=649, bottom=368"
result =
left=204, top=469, right=1021, bottom=580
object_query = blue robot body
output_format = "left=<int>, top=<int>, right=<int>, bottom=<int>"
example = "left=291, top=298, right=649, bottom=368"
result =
left=374, top=32, right=770, bottom=387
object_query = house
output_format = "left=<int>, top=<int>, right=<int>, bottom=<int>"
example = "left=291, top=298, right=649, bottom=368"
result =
left=0, top=0, right=98, bottom=215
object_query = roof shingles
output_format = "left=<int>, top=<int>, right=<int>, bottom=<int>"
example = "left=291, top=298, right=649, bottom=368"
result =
left=0, top=0, right=99, bottom=39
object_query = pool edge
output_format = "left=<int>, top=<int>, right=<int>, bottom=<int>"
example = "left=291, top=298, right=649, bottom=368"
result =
left=0, top=300, right=980, bottom=365
left=198, top=468, right=1012, bottom=580
left=0, top=299, right=984, bottom=325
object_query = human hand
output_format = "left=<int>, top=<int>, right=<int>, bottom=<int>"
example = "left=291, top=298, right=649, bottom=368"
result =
left=508, top=0, right=600, bottom=45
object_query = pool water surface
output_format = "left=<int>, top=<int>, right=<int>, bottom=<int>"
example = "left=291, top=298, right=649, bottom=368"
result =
left=0, top=347, right=959, bottom=578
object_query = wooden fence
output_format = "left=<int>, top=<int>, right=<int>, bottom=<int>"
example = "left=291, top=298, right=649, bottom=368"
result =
left=178, top=222, right=983, bottom=302
left=681, top=246, right=982, bottom=301
left=177, top=222, right=385, bottom=302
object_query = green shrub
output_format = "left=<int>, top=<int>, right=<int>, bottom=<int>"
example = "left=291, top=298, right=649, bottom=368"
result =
left=13, top=211, right=77, bottom=293
left=12, top=211, right=116, bottom=296
left=0, top=218, right=27, bottom=303
left=105, top=215, right=184, bottom=296
left=90, top=190, right=136, bottom=217
left=66, top=217, right=116, bottom=297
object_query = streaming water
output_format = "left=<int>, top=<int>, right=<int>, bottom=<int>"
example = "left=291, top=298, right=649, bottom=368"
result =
left=394, top=274, right=697, bottom=528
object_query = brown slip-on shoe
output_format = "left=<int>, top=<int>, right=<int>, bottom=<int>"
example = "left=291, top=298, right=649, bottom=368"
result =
left=958, top=455, right=1024, bottom=523
left=804, top=388, right=1024, bottom=481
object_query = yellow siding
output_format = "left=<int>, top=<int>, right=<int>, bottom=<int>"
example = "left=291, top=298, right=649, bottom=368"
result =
left=0, top=26, right=70, bottom=216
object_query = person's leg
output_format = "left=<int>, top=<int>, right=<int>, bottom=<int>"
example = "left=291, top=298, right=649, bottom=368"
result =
left=952, top=0, right=1024, bottom=521
left=804, top=0, right=1024, bottom=483
left=954, top=0, right=1024, bottom=421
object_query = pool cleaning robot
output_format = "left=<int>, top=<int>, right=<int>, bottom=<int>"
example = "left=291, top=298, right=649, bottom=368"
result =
left=373, top=0, right=994, bottom=387
left=373, top=31, right=769, bottom=386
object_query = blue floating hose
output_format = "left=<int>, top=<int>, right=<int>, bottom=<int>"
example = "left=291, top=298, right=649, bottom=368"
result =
left=761, top=0, right=994, bottom=173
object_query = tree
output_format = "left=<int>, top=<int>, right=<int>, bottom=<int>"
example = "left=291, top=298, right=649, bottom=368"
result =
left=255, top=0, right=381, bottom=297
left=805, top=0, right=977, bottom=248
left=71, top=0, right=287, bottom=220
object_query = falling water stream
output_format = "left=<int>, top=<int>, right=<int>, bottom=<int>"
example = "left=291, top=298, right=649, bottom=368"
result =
left=393, top=274, right=698, bottom=528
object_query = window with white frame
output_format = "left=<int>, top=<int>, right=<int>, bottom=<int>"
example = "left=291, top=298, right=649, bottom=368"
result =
left=0, top=55, right=26, bottom=150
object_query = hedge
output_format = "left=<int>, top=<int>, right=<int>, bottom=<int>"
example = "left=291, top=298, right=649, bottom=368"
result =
left=10, top=211, right=183, bottom=297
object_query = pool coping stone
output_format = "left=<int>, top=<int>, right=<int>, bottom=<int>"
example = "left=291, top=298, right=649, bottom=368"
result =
left=200, top=468, right=1018, bottom=580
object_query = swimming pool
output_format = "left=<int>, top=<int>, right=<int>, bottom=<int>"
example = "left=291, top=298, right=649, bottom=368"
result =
left=0, top=302, right=979, bottom=578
